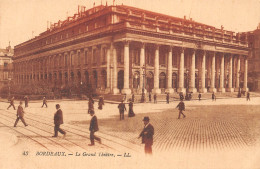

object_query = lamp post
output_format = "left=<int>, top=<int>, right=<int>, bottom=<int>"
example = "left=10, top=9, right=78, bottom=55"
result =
left=141, top=65, right=146, bottom=103
left=80, top=81, right=83, bottom=99
left=8, top=77, right=11, bottom=98
left=186, top=70, right=189, bottom=94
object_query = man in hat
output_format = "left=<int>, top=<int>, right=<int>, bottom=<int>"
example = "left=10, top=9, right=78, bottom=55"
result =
left=153, top=94, right=157, bottom=104
left=176, top=98, right=186, bottom=119
left=7, top=97, right=15, bottom=110
left=149, top=92, right=152, bottom=102
left=246, top=92, right=250, bottom=101
left=41, top=97, right=48, bottom=108
left=88, top=97, right=94, bottom=113
left=198, top=93, right=202, bottom=101
left=118, top=100, right=127, bottom=120
left=139, top=116, right=154, bottom=154
left=14, top=101, right=28, bottom=127
left=98, top=96, right=104, bottom=110
left=52, top=104, right=66, bottom=138
left=24, top=96, right=29, bottom=107
left=88, top=109, right=101, bottom=146
left=166, top=93, right=170, bottom=104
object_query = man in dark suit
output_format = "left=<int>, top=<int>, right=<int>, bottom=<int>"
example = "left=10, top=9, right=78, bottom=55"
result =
left=198, top=93, right=202, bottom=101
left=7, top=97, right=15, bottom=110
left=14, top=101, right=28, bottom=127
left=247, top=92, right=250, bottom=101
left=24, top=96, right=29, bottom=107
left=166, top=93, right=170, bottom=104
left=176, top=98, right=186, bottom=119
left=139, top=116, right=154, bottom=155
left=149, top=92, right=152, bottom=102
left=41, top=97, right=47, bottom=108
left=52, top=104, right=66, bottom=138
left=118, top=100, right=127, bottom=120
left=89, top=110, right=101, bottom=146
left=153, top=94, right=157, bottom=103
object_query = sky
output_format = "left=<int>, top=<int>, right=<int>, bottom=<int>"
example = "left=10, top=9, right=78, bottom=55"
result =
left=0, top=0, right=260, bottom=48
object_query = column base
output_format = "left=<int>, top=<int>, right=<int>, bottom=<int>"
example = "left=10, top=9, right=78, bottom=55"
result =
left=218, top=88, right=226, bottom=93
left=122, top=88, right=132, bottom=95
left=199, top=88, right=207, bottom=93
left=165, top=88, right=174, bottom=94
left=138, top=88, right=147, bottom=94
left=177, top=88, right=186, bottom=94
left=105, top=88, right=111, bottom=94
left=234, top=88, right=241, bottom=92
left=112, top=88, right=119, bottom=94
left=209, top=88, right=217, bottom=93
left=242, top=88, right=249, bottom=92
left=226, top=88, right=234, bottom=92
left=188, top=87, right=197, bottom=93
left=152, top=88, right=161, bottom=94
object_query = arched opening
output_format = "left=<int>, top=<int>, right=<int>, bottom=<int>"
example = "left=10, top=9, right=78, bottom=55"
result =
left=118, top=70, right=124, bottom=92
left=85, top=71, right=89, bottom=85
left=146, top=71, right=154, bottom=92
left=54, top=73, right=57, bottom=87
left=93, top=70, right=98, bottom=88
left=49, top=73, right=52, bottom=82
left=195, top=73, right=199, bottom=89
left=64, top=72, right=68, bottom=86
left=159, top=72, right=166, bottom=89
left=184, top=73, right=188, bottom=88
left=133, top=71, right=140, bottom=89
left=101, top=70, right=107, bottom=90
left=77, top=71, right=81, bottom=84
left=172, top=72, right=178, bottom=91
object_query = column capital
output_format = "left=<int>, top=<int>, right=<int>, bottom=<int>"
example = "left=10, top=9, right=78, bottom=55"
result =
left=123, top=40, right=130, bottom=46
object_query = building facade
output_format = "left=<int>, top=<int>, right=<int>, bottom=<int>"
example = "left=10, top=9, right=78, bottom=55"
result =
left=0, top=44, right=13, bottom=90
left=13, top=5, right=249, bottom=95
left=247, top=24, right=260, bottom=91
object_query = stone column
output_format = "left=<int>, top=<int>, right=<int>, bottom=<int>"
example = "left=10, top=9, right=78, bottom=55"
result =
left=227, top=54, right=234, bottom=92
left=166, top=46, right=174, bottom=93
left=243, top=56, right=248, bottom=92
left=139, top=42, right=146, bottom=94
left=188, top=49, right=197, bottom=93
left=218, top=53, right=225, bottom=93
left=105, top=45, right=111, bottom=93
left=235, top=56, right=240, bottom=91
left=152, top=44, right=161, bottom=94
left=122, top=41, right=131, bottom=94
left=199, top=50, right=207, bottom=93
left=209, top=52, right=217, bottom=92
left=177, top=47, right=186, bottom=93
left=112, top=44, right=119, bottom=94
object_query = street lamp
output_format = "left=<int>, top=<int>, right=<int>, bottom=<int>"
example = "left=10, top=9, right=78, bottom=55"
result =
left=8, top=77, right=11, bottom=98
left=141, top=65, right=146, bottom=103
left=80, top=81, right=83, bottom=99
left=186, top=70, right=189, bottom=94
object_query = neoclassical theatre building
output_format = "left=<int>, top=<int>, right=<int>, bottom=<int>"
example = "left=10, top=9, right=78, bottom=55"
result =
left=14, top=5, right=249, bottom=95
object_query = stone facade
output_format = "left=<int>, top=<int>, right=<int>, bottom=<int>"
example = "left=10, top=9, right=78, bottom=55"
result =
left=13, top=5, right=249, bottom=95
left=247, top=24, right=260, bottom=91
left=0, top=44, right=13, bottom=89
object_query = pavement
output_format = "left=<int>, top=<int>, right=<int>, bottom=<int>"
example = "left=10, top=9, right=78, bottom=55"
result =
left=0, top=96, right=260, bottom=169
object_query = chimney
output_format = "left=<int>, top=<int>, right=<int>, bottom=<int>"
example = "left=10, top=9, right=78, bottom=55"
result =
left=184, top=15, right=186, bottom=20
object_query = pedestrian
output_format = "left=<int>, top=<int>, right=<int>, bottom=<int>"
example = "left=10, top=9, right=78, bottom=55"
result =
left=52, top=104, right=66, bottom=138
left=132, top=94, right=135, bottom=103
left=138, top=116, right=154, bottom=155
left=154, top=94, right=157, bottom=103
left=166, top=93, right=170, bottom=104
left=98, top=96, right=104, bottom=110
left=149, top=92, right=152, bottom=102
left=128, top=99, right=135, bottom=117
left=14, top=101, right=28, bottom=127
left=247, top=92, right=250, bottom=101
left=212, top=92, right=215, bottom=101
left=24, top=96, right=29, bottom=107
left=88, top=97, right=94, bottom=113
left=179, top=92, right=184, bottom=101
left=176, top=98, right=186, bottom=119
left=198, top=93, right=201, bottom=101
left=7, top=96, right=16, bottom=110
left=88, top=109, right=101, bottom=146
left=41, top=97, right=48, bottom=108
left=118, top=100, right=127, bottom=120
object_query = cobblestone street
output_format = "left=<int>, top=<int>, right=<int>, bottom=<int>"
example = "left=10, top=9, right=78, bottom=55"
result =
left=0, top=97, right=260, bottom=169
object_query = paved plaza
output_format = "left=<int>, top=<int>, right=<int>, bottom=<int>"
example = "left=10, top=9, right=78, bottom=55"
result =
left=0, top=96, right=260, bottom=169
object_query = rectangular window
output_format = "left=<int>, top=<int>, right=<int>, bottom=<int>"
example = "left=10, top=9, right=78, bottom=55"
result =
left=93, top=49, right=97, bottom=63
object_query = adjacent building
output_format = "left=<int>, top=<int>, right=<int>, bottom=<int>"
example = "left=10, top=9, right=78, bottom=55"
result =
left=247, top=24, right=260, bottom=91
left=0, top=43, right=13, bottom=90
left=13, top=5, right=249, bottom=95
